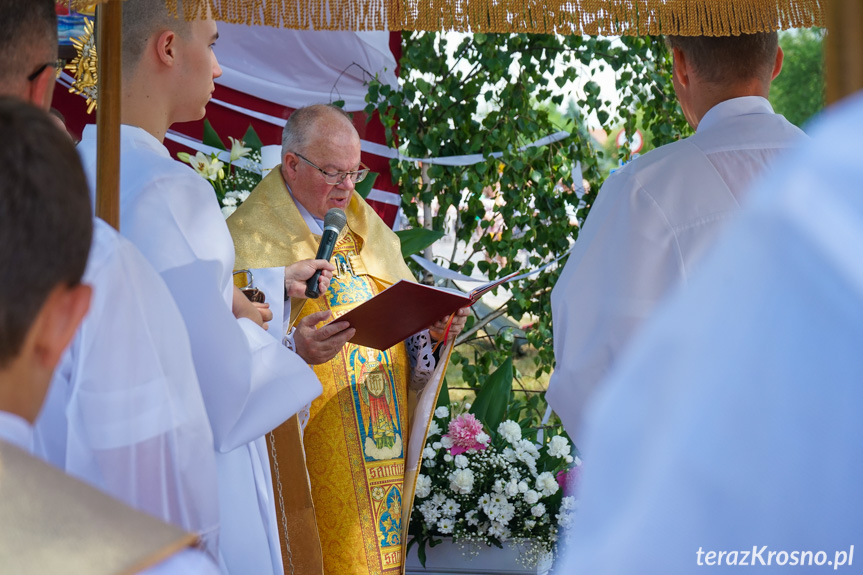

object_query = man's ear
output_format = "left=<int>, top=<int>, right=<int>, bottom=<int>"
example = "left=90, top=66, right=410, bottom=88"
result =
left=155, top=30, right=179, bottom=66
left=282, top=152, right=300, bottom=177
left=672, top=46, right=690, bottom=89
left=27, top=65, right=55, bottom=110
left=771, top=46, right=784, bottom=81
left=32, top=284, right=92, bottom=371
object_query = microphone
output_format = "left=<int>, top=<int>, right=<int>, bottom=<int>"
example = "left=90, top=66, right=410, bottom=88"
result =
left=305, top=208, right=347, bottom=298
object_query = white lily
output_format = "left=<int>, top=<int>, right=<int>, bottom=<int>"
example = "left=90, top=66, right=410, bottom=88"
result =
left=229, top=136, right=252, bottom=162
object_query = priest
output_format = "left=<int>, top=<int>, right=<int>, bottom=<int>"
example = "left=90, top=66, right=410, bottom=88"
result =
left=228, top=104, right=469, bottom=575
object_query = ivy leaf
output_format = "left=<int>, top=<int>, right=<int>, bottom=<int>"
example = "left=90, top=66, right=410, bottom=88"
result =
left=469, top=357, right=513, bottom=434
left=354, top=171, right=378, bottom=199
left=395, top=228, right=445, bottom=258
left=202, top=119, right=226, bottom=150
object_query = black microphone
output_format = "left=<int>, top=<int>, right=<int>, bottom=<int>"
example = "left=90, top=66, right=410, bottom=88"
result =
left=305, top=208, right=347, bottom=298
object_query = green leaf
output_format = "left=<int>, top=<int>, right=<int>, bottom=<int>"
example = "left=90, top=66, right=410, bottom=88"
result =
left=394, top=228, right=445, bottom=258
left=202, top=119, right=226, bottom=150
left=353, top=170, right=379, bottom=199
left=469, top=357, right=513, bottom=433
left=435, top=377, right=451, bottom=409
left=242, top=124, right=264, bottom=151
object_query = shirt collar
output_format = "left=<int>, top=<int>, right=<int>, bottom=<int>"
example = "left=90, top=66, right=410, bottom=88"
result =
left=0, top=411, right=33, bottom=452
left=81, top=124, right=172, bottom=159
left=697, top=96, right=775, bottom=133
left=283, top=181, right=324, bottom=234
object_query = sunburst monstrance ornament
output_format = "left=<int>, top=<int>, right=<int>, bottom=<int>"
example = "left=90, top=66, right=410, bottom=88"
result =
left=65, top=17, right=98, bottom=114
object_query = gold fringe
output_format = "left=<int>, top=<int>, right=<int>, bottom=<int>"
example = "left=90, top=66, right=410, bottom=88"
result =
left=63, top=0, right=823, bottom=35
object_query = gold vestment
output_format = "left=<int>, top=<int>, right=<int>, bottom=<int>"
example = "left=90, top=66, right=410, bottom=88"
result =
left=228, top=168, right=451, bottom=575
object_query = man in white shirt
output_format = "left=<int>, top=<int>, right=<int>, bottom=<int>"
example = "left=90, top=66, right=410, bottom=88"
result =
left=547, top=33, right=806, bottom=438
left=0, top=0, right=220, bottom=556
left=0, top=97, right=217, bottom=575
left=75, top=2, right=329, bottom=572
left=557, top=92, right=863, bottom=575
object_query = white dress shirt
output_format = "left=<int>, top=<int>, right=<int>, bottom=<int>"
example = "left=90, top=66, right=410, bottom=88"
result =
left=33, top=218, right=220, bottom=557
left=546, top=97, right=805, bottom=438
left=557, top=94, right=863, bottom=575
left=77, top=124, right=323, bottom=575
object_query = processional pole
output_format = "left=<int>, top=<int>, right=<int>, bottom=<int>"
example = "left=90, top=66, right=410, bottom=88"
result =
left=825, top=0, right=863, bottom=105
left=94, top=0, right=122, bottom=230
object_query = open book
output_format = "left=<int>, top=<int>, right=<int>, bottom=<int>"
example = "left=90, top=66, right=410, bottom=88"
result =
left=333, top=272, right=518, bottom=351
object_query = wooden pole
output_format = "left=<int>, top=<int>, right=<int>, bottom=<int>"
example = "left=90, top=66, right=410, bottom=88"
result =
left=825, top=0, right=863, bottom=105
left=95, top=0, right=123, bottom=230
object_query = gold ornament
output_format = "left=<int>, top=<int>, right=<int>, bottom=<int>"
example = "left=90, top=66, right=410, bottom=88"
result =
left=66, top=18, right=98, bottom=114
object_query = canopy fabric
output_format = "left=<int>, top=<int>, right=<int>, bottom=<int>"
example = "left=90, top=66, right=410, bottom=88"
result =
left=69, top=0, right=824, bottom=36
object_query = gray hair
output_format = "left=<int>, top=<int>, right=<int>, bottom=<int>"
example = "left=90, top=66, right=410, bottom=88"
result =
left=281, top=104, right=353, bottom=159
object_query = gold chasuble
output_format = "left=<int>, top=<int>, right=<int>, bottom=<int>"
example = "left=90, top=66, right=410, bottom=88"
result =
left=228, top=168, right=452, bottom=575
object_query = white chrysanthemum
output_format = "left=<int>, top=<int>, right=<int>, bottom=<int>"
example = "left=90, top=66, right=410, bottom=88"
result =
left=422, top=447, right=436, bottom=460
left=504, top=480, right=519, bottom=497
left=221, top=205, right=237, bottom=218
left=443, top=454, right=453, bottom=463
left=437, top=517, right=454, bottom=534
left=518, top=480, right=529, bottom=493
left=415, top=474, right=432, bottom=499
left=454, top=454, right=469, bottom=469
left=442, top=498, right=461, bottom=516
left=449, top=468, right=475, bottom=495
left=466, top=509, right=479, bottom=526
left=434, top=406, right=449, bottom=419
left=536, top=472, right=559, bottom=497
left=427, top=420, right=442, bottom=437
left=502, top=447, right=517, bottom=463
left=493, top=479, right=506, bottom=494
left=425, top=460, right=437, bottom=468
left=497, top=420, right=522, bottom=443
left=432, top=493, right=447, bottom=506
left=557, top=512, right=574, bottom=528
left=237, top=190, right=251, bottom=202
left=524, top=490, right=540, bottom=505
left=419, top=501, right=441, bottom=524
left=478, top=494, right=491, bottom=507
left=476, top=431, right=491, bottom=445
left=440, top=436, right=454, bottom=449
left=531, top=503, right=547, bottom=517
left=547, top=435, right=571, bottom=458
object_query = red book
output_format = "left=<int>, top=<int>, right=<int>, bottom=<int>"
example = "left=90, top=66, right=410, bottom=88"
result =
left=333, top=272, right=517, bottom=351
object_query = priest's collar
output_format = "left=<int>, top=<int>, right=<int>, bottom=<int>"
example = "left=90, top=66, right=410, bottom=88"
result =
left=284, top=181, right=324, bottom=235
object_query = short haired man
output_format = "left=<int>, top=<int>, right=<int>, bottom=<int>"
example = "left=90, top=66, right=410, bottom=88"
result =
left=75, top=1, right=329, bottom=572
left=546, top=33, right=806, bottom=438
left=228, top=104, right=469, bottom=575
left=0, top=0, right=220, bottom=557
left=0, top=98, right=217, bottom=575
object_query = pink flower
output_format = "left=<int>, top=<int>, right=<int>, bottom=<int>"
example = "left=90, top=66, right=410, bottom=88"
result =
left=444, top=413, right=488, bottom=455
left=556, top=465, right=582, bottom=497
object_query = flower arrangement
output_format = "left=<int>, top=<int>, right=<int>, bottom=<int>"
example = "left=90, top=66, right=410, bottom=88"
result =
left=177, top=122, right=264, bottom=218
left=411, top=400, right=580, bottom=569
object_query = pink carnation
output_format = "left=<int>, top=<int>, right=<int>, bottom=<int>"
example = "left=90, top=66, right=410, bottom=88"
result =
left=557, top=465, right=582, bottom=497
left=444, top=413, right=488, bottom=455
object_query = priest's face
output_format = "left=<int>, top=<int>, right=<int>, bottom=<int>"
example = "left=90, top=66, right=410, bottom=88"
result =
left=284, top=118, right=362, bottom=220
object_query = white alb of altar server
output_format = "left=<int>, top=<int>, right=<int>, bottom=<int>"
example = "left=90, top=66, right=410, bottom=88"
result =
left=77, top=124, right=323, bottom=575
left=34, top=218, right=220, bottom=556
left=546, top=96, right=804, bottom=437
left=558, top=94, right=863, bottom=574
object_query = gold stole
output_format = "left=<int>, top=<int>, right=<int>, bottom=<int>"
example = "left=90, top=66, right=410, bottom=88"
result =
left=228, top=168, right=452, bottom=575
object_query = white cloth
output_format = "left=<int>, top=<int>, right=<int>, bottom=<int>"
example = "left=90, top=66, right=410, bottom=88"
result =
left=2, top=412, right=219, bottom=574
left=33, top=219, right=220, bottom=557
left=558, top=94, right=863, bottom=574
left=214, top=25, right=397, bottom=112
left=77, top=124, right=323, bottom=575
left=546, top=97, right=805, bottom=438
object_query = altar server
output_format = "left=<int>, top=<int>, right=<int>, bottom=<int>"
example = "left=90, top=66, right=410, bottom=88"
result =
left=75, top=1, right=326, bottom=572
left=558, top=93, right=863, bottom=574
left=0, top=0, right=220, bottom=556
left=547, top=33, right=806, bottom=438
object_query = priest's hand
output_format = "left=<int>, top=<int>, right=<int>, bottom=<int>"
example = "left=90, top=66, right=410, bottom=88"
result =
left=294, top=310, right=356, bottom=365
left=285, top=259, right=336, bottom=299
left=429, top=306, right=471, bottom=344
left=232, top=286, right=271, bottom=330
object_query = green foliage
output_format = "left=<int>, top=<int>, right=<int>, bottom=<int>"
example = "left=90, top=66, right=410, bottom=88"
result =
left=202, top=119, right=227, bottom=150
left=395, top=228, right=446, bottom=257
left=770, top=28, right=825, bottom=129
left=353, top=170, right=378, bottom=199
left=469, top=357, right=513, bottom=435
left=368, top=31, right=687, bottom=442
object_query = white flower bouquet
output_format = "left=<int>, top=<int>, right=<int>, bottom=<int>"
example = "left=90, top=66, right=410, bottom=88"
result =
left=410, top=400, right=581, bottom=568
